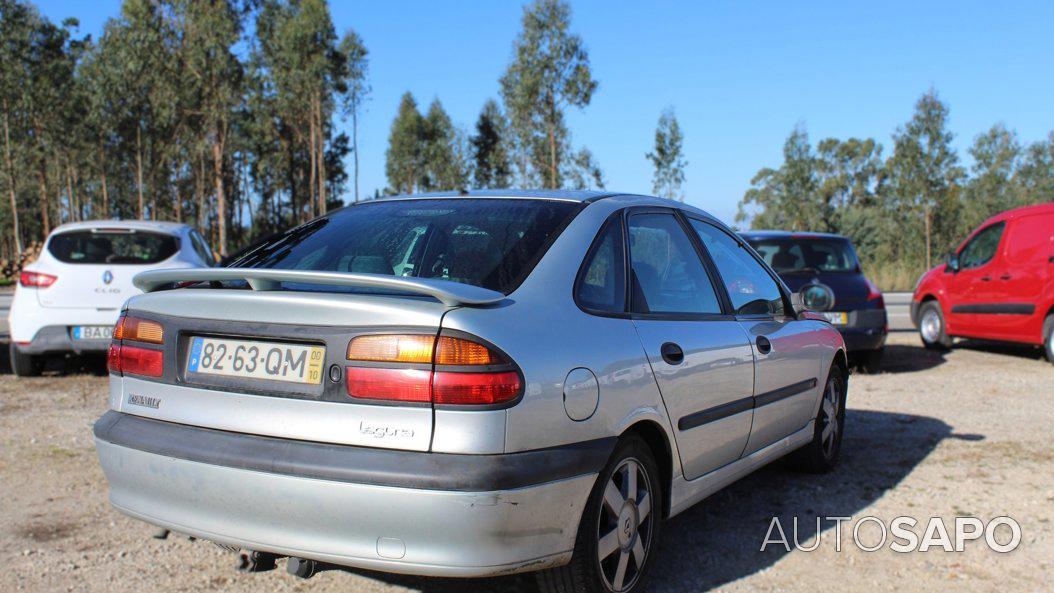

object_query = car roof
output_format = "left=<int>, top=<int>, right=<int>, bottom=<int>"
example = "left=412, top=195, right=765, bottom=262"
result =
left=49, top=220, right=191, bottom=236
left=981, top=201, right=1054, bottom=225
left=373, top=189, right=619, bottom=202
left=365, top=189, right=722, bottom=221
left=739, top=230, right=849, bottom=240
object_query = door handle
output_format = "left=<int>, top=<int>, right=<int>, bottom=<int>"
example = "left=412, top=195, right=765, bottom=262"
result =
left=980, top=276, right=992, bottom=282
left=755, top=336, right=772, bottom=354
left=660, top=342, right=684, bottom=365
left=1000, top=274, right=1012, bottom=280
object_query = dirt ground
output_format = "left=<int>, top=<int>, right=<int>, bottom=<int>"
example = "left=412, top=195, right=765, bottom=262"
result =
left=1, top=331, right=1052, bottom=592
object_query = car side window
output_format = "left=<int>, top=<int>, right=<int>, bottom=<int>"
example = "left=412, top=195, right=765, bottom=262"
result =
left=576, top=219, right=626, bottom=313
left=627, top=213, right=721, bottom=315
left=689, top=219, right=786, bottom=317
left=959, top=222, right=1005, bottom=269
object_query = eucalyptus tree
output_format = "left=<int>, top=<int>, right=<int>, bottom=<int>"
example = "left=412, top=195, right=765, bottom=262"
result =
left=885, top=90, right=965, bottom=268
left=336, top=28, right=369, bottom=202
left=422, top=99, right=468, bottom=191
left=470, top=99, right=512, bottom=189
left=645, top=108, right=687, bottom=201
left=962, top=124, right=1021, bottom=232
left=738, top=125, right=822, bottom=232
left=499, top=0, right=597, bottom=188
left=385, top=92, right=424, bottom=194
left=1014, top=133, right=1054, bottom=205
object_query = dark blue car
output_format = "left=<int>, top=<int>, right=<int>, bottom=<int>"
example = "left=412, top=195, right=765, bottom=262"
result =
left=740, top=231, right=888, bottom=371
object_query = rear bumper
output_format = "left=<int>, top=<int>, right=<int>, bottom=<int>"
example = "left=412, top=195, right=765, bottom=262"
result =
left=93, top=411, right=605, bottom=577
left=837, top=309, right=888, bottom=352
left=16, top=324, right=111, bottom=354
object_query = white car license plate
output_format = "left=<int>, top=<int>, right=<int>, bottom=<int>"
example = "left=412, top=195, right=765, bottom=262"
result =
left=820, top=312, right=848, bottom=325
left=72, top=325, right=113, bottom=340
left=187, top=337, right=326, bottom=385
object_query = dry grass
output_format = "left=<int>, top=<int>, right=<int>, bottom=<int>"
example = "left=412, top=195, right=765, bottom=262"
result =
left=864, top=261, right=927, bottom=292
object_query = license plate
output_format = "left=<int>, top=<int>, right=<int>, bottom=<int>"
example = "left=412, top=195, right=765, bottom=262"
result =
left=72, top=325, right=113, bottom=340
left=186, top=337, right=326, bottom=385
left=820, top=312, right=848, bottom=325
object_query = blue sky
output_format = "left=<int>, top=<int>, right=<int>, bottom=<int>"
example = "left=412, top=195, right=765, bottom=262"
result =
left=36, top=0, right=1054, bottom=223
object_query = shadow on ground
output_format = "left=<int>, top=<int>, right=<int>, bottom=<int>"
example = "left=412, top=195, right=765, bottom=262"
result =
left=0, top=340, right=108, bottom=376
left=324, top=410, right=957, bottom=593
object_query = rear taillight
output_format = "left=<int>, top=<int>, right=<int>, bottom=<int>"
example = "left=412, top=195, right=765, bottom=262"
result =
left=345, top=334, right=522, bottom=406
left=865, top=277, right=884, bottom=308
left=19, top=271, right=56, bottom=288
left=108, top=314, right=165, bottom=378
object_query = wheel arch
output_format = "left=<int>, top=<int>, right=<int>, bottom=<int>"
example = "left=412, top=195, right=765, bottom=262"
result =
left=621, top=420, right=673, bottom=520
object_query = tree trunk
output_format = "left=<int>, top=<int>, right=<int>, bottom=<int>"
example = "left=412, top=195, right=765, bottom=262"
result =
left=136, top=125, right=145, bottom=219
left=212, top=120, right=227, bottom=257
left=65, top=160, right=76, bottom=222
left=317, top=97, right=327, bottom=214
left=308, top=108, right=317, bottom=219
left=37, top=160, right=50, bottom=237
left=924, top=205, right=932, bottom=270
left=98, top=140, right=109, bottom=218
left=196, top=154, right=206, bottom=234
left=547, top=94, right=558, bottom=189
left=1, top=102, right=21, bottom=254
left=352, top=102, right=359, bottom=203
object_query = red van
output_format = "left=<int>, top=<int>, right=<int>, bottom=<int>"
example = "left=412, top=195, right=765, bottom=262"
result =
left=911, top=202, right=1054, bottom=362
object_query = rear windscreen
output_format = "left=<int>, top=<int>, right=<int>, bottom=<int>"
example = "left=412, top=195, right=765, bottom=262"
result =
left=746, top=237, right=859, bottom=274
left=231, top=199, right=581, bottom=294
left=47, top=230, right=180, bottom=265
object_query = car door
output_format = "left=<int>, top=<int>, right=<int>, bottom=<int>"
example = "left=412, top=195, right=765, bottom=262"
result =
left=623, top=209, right=756, bottom=481
left=946, top=221, right=1007, bottom=339
left=687, top=217, right=826, bottom=455
left=980, top=214, right=1052, bottom=342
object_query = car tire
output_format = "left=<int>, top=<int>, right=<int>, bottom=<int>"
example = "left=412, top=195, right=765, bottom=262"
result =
left=536, top=434, right=663, bottom=593
left=855, top=348, right=884, bottom=374
left=918, top=301, right=952, bottom=350
left=788, top=363, right=847, bottom=474
left=1044, top=316, right=1054, bottom=364
left=9, top=343, right=43, bottom=377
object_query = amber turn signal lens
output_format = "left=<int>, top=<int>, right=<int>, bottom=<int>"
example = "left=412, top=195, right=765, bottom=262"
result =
left=435, top=336, right=499, bottom=366
left=347, top=334, right=435, bottom=363
left=115, top=316, right=164, bottom=344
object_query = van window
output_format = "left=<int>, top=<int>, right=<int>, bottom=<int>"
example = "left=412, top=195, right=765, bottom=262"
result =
left=959, top=222, right=1005, bottom=269
left=47, top=230, right=179, bottom=265
left=1006, top=215, right=1053, bottom=265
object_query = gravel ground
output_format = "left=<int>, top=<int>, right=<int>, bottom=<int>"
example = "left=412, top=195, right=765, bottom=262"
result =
left=1, top=332, right=1052, bottom=592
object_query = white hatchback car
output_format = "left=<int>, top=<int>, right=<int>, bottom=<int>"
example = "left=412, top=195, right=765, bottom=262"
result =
left=9, top=220, right=215, bottom=375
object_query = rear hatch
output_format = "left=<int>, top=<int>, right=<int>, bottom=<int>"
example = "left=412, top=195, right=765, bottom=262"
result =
left=37, top=227, right=181, bottom=310
left=108, top=197, right=580, bottom=452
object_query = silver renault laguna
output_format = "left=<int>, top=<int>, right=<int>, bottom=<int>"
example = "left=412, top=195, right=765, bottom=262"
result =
left=94, top=190, right=847, bottom=592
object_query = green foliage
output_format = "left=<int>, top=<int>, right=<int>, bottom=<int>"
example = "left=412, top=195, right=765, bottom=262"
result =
left=385, top=92, right=425, bottom=194
left=739, top=89, right=1054, bottom=290
left=646, top=108, right=687, bottom=201
left=470, top=99, right=513, bottom=189
left=499, top=0, right=599, bottom=189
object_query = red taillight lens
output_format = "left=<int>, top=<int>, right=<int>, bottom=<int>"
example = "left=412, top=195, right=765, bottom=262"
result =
left=865, top=277, right=884, bottom=308
left=19, top=271, right=57, bottom=288
left=107, top=341, right=122, bottom=374
left=109, top=314, right=165, bottom=377
left=346, top=367, right=432, bottom=402
left=345, top=334, right=521, bottom=405
left=432, top=371, right=522, bottom=405
left=119, top=345, right=164, bottom=378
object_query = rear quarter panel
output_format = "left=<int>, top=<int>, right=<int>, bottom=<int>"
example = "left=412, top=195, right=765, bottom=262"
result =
left=440, top=198, right=682, bottom=471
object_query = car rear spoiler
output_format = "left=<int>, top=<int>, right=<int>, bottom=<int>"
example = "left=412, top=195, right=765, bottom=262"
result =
left=132, top=268, right=506, bottom=307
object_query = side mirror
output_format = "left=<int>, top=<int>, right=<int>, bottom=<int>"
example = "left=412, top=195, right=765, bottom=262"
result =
left=945, top=251, right=960, bottom=272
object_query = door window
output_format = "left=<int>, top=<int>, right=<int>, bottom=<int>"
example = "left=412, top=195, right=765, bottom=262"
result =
left=959, top=222, right=1005, bottom=269
left=689, top=220, right=786, bottom=317
left=576, top=219, right=626, bottom=313
left=627, top=213, right=721, bottom=315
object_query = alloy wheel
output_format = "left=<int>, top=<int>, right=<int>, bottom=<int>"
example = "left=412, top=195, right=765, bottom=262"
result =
left=920, top=309, right=941, bottom=343
left=597, top=457, right=654, bottom=592
left=820, top=376, right=842, bottom=459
